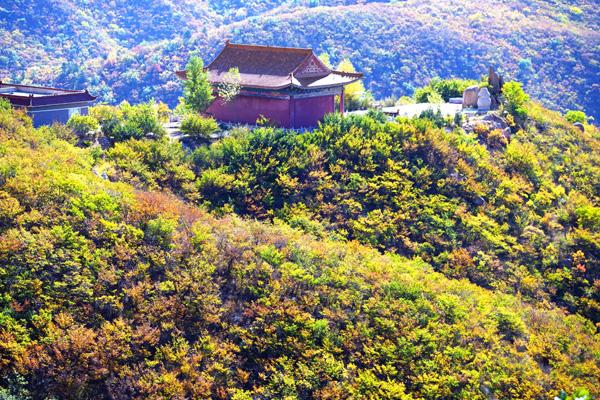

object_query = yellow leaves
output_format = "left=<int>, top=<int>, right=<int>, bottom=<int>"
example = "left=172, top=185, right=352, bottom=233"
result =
left=0, top=190, right=23, bottom=223
left=337, top=58, right=366, bottom=100
left=276, top=173, right=300, bottom=196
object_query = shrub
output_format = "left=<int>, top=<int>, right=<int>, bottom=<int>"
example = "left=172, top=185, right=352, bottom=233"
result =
left=111, top=119, right=144, bottom=141
left=197, top=168, right=235, bottom=206
left=181, top=114, right=219, bottom=140
left=505, top=140, right=540, bottom=182
left=418, top=108, right=444, bottom=127
left=415, top=78, right=478, bottom=103
left=0, top=98, right=11, bottom=111
left=486, top=129, right=508, bottom=149
left=575, top=206, right=600, bottom=231
left=502, top=81, right=530, bottom=118
left=90, top=101, right=166, bottom=141
left=495, top=308, right=527, bottom=341
left=66, top=114, right=99, bottom=137
left=90, top=104, right=122, bottom=135
left=414, top=86, right=438, bottom=103
left=564, top=110, right=587, bottom=124
left=122, top=101, right=165, bottom=138
left=145, top=216, right=178, bottom=249
left=46, top=123, right=79, bottom=144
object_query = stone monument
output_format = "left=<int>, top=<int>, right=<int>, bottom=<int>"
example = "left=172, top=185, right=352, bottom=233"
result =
left=477, top=87, right=492, bottom=112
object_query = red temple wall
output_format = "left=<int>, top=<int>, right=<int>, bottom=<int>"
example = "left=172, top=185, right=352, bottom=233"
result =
left=206, top=93, right=336, bottom=128
left=292, top=95, right=335, bottom=128
left=206, top=95, right=291, bottom=127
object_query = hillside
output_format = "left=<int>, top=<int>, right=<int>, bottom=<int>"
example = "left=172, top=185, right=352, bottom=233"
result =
left=0, top=102, right=599, bottom=399
left=99, top=89, right=600, bottom=327
left=1, top=0, right=599, bottom=118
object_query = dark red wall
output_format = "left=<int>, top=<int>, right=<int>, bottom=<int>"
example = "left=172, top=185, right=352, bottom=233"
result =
left=292, top=95, right=335, bottom=128
left=207, top=95, right=291, bottom=127
left=207, top=93, right=336, bottom=129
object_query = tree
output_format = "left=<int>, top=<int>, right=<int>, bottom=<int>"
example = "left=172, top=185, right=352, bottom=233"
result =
left=337, top=58, right=365, bottom=101
left=183, top=57, right=214, bottom=113
left=502, top=81, right=529, bottom=118
left=337, top=59, right=373, bottom=111
left=215, top=67, right=241, bottom=103
left=318, top=52, right=332, bottom=68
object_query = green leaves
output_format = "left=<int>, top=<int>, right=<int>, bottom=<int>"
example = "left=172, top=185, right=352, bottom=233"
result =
left=182, top=56, right=214, bottom=113
left=180, top=114, right=218, bottom=140
left=502, top=81, right=530, bottom=119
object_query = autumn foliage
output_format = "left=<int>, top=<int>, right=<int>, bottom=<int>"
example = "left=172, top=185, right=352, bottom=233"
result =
left=0, top=96, right=599, bottom=398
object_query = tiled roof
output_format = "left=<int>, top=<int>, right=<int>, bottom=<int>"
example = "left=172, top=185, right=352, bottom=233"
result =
left=177, top=42, right=363, bottom=90
left=0, top=82, right=96, bottom=107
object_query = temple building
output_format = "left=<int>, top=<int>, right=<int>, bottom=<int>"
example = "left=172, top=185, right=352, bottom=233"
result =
left=0, top=82, right=96, bottom=127
left=177, top=41, right=363, bottom=129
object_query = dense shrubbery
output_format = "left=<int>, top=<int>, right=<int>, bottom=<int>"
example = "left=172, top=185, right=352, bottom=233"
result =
left=180, top=114, right=219, bottom=140
left=66, top=114, right=99, bottom=138
left=103, top=95, right=600, bottom=323
left=0, top=104, right=598, bottom=399
left=90, top=101, right=166, bottom=141
left=414, top=77, right=479, bottom=103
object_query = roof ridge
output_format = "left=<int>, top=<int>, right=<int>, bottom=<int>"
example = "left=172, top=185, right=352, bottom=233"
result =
left=225, top=41, right=313, bottom=54
left=0, top=82, right=87, bottom=94
left=331, top=70, right=364, bottom=78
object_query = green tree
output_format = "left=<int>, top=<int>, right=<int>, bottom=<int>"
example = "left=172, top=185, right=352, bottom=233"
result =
left=183, top=57, right=214, bottom=113
left=502, top=81, right=529, bottom=118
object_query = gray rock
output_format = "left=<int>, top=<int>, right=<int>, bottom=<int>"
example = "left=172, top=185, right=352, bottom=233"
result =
left=462, top=113, right=512, bottom=138
left=473, top=196, right=486, bottom=206
left=462, top=85, right=479, bottom=108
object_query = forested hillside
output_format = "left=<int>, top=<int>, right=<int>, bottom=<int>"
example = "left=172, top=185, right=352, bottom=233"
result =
left=1, top=0, right=599, bottom=118
left=0, top=96, right=599, bottom=399
left=100, top=93, right=600, bottom=327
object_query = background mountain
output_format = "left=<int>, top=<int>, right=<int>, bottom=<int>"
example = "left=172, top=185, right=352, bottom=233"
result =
left=1, top=0, right=599, bottom=119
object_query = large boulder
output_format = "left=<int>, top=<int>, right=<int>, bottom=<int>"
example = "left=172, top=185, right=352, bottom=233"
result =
left=463, top=85, right=479, bottom=108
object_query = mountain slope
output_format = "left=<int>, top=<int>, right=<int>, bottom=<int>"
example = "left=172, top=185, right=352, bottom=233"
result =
left=0, top=105, right=598, bottom=399
left=0, top=0, right=599, bottom=118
